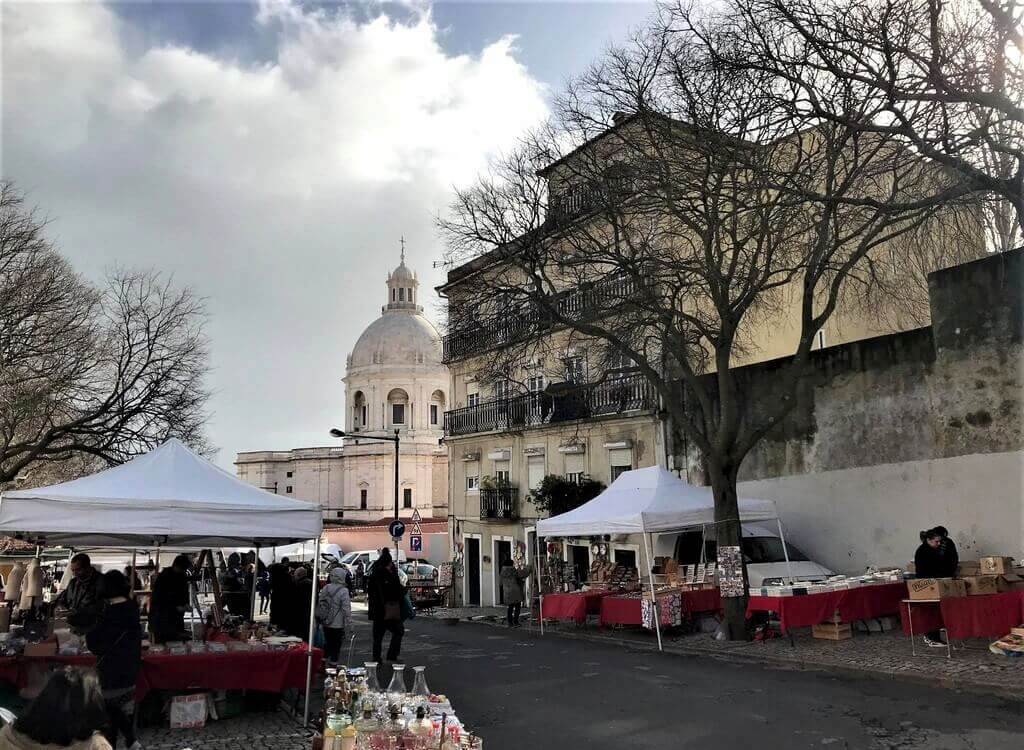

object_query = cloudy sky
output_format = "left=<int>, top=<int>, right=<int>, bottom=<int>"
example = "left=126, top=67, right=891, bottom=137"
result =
left=2, top=0, right=654, bottom=467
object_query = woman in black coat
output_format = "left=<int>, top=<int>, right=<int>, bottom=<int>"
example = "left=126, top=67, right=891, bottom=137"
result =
left=86, top=570, right=142, bottom=749
left=914, top=527, right=958, bottom=648
left=367, top=548, right=405, bottom=663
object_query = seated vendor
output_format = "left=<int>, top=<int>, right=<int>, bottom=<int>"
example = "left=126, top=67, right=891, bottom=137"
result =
left=54, top=552, right=101, bottom=635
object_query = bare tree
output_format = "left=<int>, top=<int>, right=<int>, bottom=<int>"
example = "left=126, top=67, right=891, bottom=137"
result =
left=691, top=0, right=1023, bottom=238
left=439, top=19, right=967, bottom=637
left=0, top=181, right=212, bottom=486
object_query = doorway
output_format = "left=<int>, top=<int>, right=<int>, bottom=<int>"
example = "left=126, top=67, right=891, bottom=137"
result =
left=494, top=539, right=512, bottom=604
left=466, top=537, right=481, bottom=606
left=568, top=544, right=590, bottom=585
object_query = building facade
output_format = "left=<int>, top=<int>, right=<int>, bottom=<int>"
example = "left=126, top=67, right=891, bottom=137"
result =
left=237, top=255, right=449, bottom=523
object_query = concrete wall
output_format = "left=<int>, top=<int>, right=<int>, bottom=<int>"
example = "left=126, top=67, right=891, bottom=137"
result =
left=739, top=450, right=1024, bottom=574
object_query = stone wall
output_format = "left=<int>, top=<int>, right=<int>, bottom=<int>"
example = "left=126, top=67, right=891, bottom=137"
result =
left=675, top=249, right=1023, bottom=482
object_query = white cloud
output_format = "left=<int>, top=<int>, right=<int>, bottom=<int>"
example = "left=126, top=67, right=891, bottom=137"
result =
left=2, top=0, right=548, bottom=464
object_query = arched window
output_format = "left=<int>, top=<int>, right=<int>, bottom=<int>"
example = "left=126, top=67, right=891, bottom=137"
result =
left=388, top=388, right=409, bottom=427
left=429, top=389, right=446, bottom=427
left=353, top=391, right=367, bottom=431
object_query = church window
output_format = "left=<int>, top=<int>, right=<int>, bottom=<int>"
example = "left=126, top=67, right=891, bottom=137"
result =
left=360, top=489, right=367, bottom=510
left=430, top=404, right=438, bottom=425
left=286, top=485, right=293, bottom=494
left=392, top=404, right=405, bottom=424
left=403, top=488, right=413, bottom=509
left=399, top=288, right=406, bottom=302
left=387, top=388, right=409, bottom=427
left=286, top=471, right=293, bottom=478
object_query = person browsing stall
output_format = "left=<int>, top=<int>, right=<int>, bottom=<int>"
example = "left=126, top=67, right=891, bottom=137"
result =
left=54, top=552, right=101, bottom=635
left=367, top=548, right=405, bottom=663
left=86, top=570, right=142, bottom=750
left=0, top=668, right=111, bottom=750
left=317, top=567, right=353, bottom=665
left=149, top=554, right=192, bottom=643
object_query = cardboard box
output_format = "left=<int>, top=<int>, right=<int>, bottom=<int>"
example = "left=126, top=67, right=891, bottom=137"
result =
left=980, top=556, right=1015, bottom=575
left=23, top=637, right=58, bottom=657
left=908, top=578, right=966, bottom=600
left=812, top=622, right=852, bottom=641
left=957, top=561, right=981, bottom=576
left=962, top=576, right=1000, bottom=596
left=998, top=574, right=1024, bottom=592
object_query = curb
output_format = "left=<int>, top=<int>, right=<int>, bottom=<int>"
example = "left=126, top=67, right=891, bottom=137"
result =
left=422, top=614, right=1024, bottom=703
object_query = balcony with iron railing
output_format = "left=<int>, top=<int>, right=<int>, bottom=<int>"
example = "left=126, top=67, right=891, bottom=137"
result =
left=444, top=372, right=656, bottom=438
left=479, top=485, right=519, bottom=521
left=441, top=273, right=640, bottom=363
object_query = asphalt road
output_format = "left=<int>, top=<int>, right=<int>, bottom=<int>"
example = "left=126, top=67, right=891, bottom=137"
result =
left=349, top=616, right=1024, bottom=750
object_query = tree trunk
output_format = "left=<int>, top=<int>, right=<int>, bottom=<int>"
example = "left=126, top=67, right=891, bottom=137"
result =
left=709, top=463, right=748, bottom=640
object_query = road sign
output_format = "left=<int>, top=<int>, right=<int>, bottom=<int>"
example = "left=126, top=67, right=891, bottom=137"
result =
left=411, top=509, right=422, bottom=523
left=409, top=535, right=422, bottom=552
left=388, top=519, right=406, bottom=539
left=411, top=523, right=422, bottom=536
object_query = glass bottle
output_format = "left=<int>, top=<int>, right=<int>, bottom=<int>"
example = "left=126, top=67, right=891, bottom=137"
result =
left=386, top=664, right=407, bottom=702
left=411, top=666, right=430, bottom=699
left=354, top=702, right=381, bottom=737
left=364, top=662, right=381, bottom=693
left=409, top=706, right=434, bottom=737
left=340, top=723, right=358, bottom=750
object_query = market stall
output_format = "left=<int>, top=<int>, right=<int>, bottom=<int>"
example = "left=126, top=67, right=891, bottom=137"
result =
left=746, top=580, right=908, bottom=634
left=599, top=588, right=723, bottom=628
left=540, top=590, right=616, bottom=625
left=899, top=590, right=1024, bottom=640
left=535, top=466, right=784, bottom=650
left=0, top=438, right=324, bottom=723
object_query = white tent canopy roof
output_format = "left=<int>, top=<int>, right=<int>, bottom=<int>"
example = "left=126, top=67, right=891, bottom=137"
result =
left=0, top=439, right=322, bottom=547
left=536, top=465, right=778, bottom=536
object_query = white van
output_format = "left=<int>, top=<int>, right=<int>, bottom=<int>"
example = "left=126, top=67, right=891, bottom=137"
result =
left=339, top=548, right=407, bottom=575
left=656, top=523, right=833, bottom=587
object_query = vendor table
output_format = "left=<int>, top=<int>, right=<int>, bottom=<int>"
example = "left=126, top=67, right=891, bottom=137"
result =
left=600, top=589, right=722, bottom=628
left=0, top=645, right=321, bottom=702
left=542, top=590, right=614, bottom=624
left=899, top=591, right=1024, bottom=640
left=745, top=582, right=907, bottom=634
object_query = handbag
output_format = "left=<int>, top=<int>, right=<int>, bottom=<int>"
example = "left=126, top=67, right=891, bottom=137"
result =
left=383, top=601, right=402, bottom=622
left=313, top=624, right=325, bottom=649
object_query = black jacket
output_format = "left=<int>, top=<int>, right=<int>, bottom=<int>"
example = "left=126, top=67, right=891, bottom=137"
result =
left=86, top=599, right=142, bottom=692
left=288, top=577, right=314, bottom=639
left=150, top=568, right=189, bottom=643
left=367, top=561, right=403, bottom=622
left=915, top=542, right=957, bottom=579
left=55, top=569, right=100, bottom=634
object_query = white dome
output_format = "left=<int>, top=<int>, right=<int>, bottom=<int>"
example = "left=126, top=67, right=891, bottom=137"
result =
left=348, top=310, right=442, bottom=370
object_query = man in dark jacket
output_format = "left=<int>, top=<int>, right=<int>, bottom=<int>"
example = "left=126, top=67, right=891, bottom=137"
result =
left=367, top=548, right=405, bottom=662
left=86, top=570, right=142, bottom=750
left=150, top=554, right=192, bottom=643
left=54, top=552, right=101, bottom=635
left=289, top=567, right=315, bottom=639
left=268, top=557, right=293, bottom=628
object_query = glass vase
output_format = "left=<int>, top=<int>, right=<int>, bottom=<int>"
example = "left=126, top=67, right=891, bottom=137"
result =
left=411, top=666, right=430, bottom=698
left=364, top=662, right=381, bottom=693
left=386, top=664, right=407, bottom=702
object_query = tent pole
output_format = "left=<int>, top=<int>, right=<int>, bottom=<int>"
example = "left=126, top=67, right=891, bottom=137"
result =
left=303, top=537, right=321, bottom=726
left=644, top=532, right=663, bottom=652
left=536, top=533, right=544, bottom=636
left=776, top=518, right=794, bottom=584
left=250, top=545, right=260, bottom=622
left=699, top=524, right=706, bottom=565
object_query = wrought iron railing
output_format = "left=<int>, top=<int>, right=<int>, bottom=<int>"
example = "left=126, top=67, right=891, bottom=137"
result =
left=443, top=373, right=655, bottom=437
left=480, top=486, right=519, bottom=520
left=442, top=272, right=640, bottom=363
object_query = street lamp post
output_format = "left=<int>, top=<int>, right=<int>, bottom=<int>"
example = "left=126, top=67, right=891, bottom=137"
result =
left=330, top=427, right=401, bottom=555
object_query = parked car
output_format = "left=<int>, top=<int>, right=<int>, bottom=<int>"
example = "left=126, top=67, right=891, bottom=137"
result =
left=339, top=548, right=408, bottom=577
left=400, top=560, right=443, bottom=608
left=658, top=523, right=833, bottom=587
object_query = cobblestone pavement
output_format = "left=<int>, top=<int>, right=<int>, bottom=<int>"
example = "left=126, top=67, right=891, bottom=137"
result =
left=420, top=607, right=1024, bottom=698
left=138, top=710, right=312, bottom=750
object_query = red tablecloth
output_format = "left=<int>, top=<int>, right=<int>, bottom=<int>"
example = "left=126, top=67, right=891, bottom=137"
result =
left=0, top=645, right=321, bottom=701
left=745, top=583, right=908, bottom=633
left=541, top=591, right=613, bottom=624
left=900, top=591, right=1024, bottom=639
left=600, top=589, right=723, bottom=627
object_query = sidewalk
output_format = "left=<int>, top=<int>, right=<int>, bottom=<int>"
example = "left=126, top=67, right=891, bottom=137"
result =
left=419, top=607, right=1024, bottom=700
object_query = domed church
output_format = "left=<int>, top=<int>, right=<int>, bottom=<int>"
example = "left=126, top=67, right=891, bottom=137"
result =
left=236, top=253, right=449, bottom=522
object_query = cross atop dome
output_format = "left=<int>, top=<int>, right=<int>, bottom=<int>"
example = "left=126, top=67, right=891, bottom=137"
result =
left=386, top=243, right=420, bottom=312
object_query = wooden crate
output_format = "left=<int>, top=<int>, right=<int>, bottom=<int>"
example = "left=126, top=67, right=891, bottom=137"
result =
left=812, top=622, right=852, bottom=641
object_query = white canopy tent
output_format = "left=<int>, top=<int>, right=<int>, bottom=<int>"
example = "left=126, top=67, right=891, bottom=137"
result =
left=535, top=466, right=790, bottom=650
left=0, top=438, right=324, bottom=722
